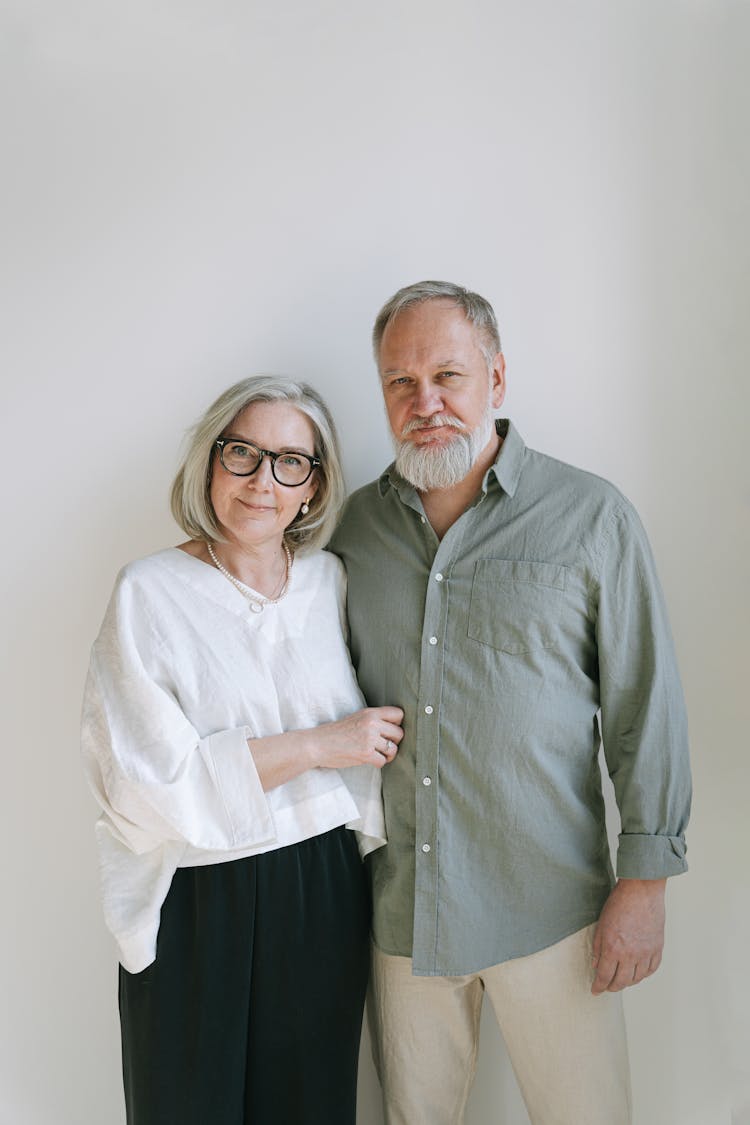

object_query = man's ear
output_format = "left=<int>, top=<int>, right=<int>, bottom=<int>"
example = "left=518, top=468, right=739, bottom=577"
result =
left=491, top=353, right=506, bottom=409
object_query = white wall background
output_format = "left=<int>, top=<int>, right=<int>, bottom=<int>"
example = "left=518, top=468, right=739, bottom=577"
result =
left=1, top=1, right=748, bottom=1122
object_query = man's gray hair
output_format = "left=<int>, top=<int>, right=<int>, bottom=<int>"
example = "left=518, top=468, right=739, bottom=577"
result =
left=372, top=280, right=502, bottom=365
left=170, top=375, right=346, bottom=553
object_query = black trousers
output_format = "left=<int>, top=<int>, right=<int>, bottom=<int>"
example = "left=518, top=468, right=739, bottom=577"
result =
left=119, top=827, right=371, bottom=1125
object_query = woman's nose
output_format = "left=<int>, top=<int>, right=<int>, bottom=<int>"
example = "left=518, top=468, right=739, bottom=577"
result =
left=248, top=455, right=275, bottom=487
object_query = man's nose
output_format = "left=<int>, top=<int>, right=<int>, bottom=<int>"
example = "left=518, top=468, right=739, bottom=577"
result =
left=411, top=382, right=444, bottom=417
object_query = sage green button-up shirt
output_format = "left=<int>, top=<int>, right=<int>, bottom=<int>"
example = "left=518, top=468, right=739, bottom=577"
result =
left=330, top=420, right=690, bottom=976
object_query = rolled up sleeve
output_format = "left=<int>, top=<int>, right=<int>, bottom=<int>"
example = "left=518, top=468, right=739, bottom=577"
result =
left=594, top=503, right=691, bottom=880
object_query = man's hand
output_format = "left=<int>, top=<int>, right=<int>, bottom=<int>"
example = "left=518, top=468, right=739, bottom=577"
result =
left=591, top=878, right=666, bottom=994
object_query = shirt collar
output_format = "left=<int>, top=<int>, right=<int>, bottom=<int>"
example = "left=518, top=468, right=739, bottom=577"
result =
left=377, top=419, right=526, bottom=500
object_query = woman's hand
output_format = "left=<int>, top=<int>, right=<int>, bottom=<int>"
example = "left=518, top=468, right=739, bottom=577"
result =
left=308, top=707, right=404, bottom=771
left=248, top=706, right=404, bottom=792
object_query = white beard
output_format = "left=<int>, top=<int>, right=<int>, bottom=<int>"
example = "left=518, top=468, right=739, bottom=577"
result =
left=394, top=399, right=496, bottom=492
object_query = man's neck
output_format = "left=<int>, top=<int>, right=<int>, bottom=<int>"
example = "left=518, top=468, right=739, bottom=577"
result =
left=420, top=432, right=502, bottom=540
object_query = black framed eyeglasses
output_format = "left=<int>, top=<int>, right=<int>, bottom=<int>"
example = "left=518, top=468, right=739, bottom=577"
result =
left=215, top=439, right=320, bottom=487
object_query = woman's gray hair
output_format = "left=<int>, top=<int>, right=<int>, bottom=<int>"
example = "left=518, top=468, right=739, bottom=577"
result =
left=170, top=375, right=346, bottom=553
left=372, top=280, right=502, bottom=367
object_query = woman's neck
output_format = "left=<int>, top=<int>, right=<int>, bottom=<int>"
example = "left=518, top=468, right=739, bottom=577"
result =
left=224, top=537, right=289, bottom=593
left=188, top=536, right=290, bottom=599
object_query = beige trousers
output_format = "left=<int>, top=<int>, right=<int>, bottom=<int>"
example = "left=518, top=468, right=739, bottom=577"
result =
left=368, top=926, right=632, bottom=1125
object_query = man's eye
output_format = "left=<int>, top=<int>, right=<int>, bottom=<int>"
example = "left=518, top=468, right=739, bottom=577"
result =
left=438, top=371, right=458, bottom=379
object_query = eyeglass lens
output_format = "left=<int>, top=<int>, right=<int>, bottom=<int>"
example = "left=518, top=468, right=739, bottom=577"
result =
left=220, top=441, right=313, bottom=485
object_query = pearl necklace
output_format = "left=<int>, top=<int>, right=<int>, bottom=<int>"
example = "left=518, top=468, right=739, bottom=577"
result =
left=206, top=541, right=293, bottom=614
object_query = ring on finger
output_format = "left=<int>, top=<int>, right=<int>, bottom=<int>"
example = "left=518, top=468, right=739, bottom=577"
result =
left=384, top=739, right=395, bottom=753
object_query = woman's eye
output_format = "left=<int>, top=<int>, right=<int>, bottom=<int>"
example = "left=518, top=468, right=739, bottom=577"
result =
left=279, top=455, right=303, bottom=468
left=228, top=443, right=252, bottom=457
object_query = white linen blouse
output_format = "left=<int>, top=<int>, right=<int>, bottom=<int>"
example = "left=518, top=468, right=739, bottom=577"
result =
left=81, top=547, right=386, bottom=973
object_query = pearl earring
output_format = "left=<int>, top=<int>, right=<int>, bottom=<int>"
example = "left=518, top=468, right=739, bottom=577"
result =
left=300, top=499, right=310, bottom=515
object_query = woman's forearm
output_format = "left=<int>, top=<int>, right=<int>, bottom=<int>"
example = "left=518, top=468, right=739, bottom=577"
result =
left=248, top=728, right=317, bottom=792
left=248, top=705, right=405, bottom=792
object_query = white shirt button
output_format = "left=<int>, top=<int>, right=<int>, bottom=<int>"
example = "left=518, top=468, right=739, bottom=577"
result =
left=422, top=843, right=431, bottom=853
left=420, top=516, right=427, bottom=523
left=422, top=776, right=432, bottom=786
left=435, top=573, right=444, bottom=582
left=424, top=705, right=434, bottom=715
left=428, top=636, right=438, bottom=646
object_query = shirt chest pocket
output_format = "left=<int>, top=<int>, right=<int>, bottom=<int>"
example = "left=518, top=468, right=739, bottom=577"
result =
left=467, top=559, right=570, bottom=655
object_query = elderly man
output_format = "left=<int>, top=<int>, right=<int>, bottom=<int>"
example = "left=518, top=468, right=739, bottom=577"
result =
left=330, top=281, right=691, bottom=1125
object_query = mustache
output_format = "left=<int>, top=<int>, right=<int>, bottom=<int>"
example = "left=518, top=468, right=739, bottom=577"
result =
left=400, top=414, right=466, bottom=436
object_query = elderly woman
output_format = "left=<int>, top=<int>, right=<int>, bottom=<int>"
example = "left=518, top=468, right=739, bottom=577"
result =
left=82, top=376, right=403, bottom=1125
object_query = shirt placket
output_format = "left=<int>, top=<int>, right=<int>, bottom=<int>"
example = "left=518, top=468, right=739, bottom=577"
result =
left=411, top=514, right=466, bottom=973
